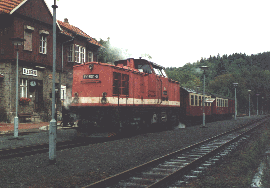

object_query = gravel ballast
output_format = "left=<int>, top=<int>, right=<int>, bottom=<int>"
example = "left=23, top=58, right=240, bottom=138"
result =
left=0, top=115, right=267, bottom=187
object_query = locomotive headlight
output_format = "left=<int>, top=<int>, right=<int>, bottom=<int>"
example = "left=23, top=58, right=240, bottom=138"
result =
left=89, top=64, right=94, bottom=70
left=101, top=92, right=107, bottom=104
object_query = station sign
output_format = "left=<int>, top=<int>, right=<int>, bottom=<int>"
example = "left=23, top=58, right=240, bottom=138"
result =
left=23, top=68, right=37, bottom=76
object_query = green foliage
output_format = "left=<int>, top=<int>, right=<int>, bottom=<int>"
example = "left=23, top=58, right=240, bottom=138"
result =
left=166, top=52, right=270, bottom=113
left=97, top=37, right=128, bottom=64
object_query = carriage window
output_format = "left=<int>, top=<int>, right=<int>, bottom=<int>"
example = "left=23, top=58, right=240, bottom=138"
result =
left=199, top=96, right=202, bottom=106
left=195, top=95, right=198, bottom=106
left=191, top=95, right=194, bottom=106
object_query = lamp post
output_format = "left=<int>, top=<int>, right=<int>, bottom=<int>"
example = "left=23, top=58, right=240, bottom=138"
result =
left=248, top=90, right=251, bottom=117
left=200, top=66, right=208, bottom=128
left=262, top=97, right=264, bottom=115
left=10, top=37, right=25, bottom=139
left=49, top=0, right=58, bottom=164
left=233, top=83, right=238, bottom=120
left=256, top=94, right=260, bottom=116
left=196, top=86, right=200, bottom=94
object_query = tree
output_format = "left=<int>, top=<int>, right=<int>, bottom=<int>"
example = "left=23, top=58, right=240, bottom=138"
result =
left=97, top=37, right=127, bottom=64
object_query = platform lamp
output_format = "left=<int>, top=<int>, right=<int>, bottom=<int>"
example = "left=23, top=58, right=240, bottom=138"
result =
left=196, top=86, right=200, bottom=94
left=10, top=37, right=25, bottom=139
left=248, top=90, right=251, bottom=117
left=200, top=66, right=209, bottom=128
left=262, top=97, right=264, bottom=115
left=49, top=0, right=58, bottom=164
left=233, top=83, right=238, bottom=120
left=256, top=94, right=260, bottom=116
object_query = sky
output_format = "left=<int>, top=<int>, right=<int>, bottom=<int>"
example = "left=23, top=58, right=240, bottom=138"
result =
left=45, top=0, right=270, bottom=68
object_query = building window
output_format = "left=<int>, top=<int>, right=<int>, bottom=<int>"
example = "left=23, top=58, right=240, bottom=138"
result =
left=88, top=51, right=93, bottom=62
left=74, top=45, right=85, bottom=64
left=24, top=31, right=32, bottom=51
left=20, top=78, right=28, bottom=98
left=39, top=35, right=47, bottom=54
left=61, top=85, right=66, bottom=103
left=80, top=46, right=85, bottom=63
left=67, top=44, right=74, bottom=62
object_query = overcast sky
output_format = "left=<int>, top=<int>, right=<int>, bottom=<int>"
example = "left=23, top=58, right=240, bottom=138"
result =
left=45, top=0, right=270, bottom=68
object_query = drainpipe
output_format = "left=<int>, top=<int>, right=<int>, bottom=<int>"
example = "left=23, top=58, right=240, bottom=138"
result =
left=59, top=38, right=74, bottom=113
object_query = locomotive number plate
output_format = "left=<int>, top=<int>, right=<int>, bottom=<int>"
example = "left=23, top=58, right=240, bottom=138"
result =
left=83, top=74, right=99, bottom=79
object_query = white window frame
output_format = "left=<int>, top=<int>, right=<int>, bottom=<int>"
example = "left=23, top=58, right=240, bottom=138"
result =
left=61, top=85, right=66, bottom=100
left=20, top=78, right=28, bottom=98
left=67, top=44, right=74, bottom=62
left=88, top=51, right=93, bottom=62
left=73, top=45, right=85, bottom=64
left=80, top=47, right=85, bottom=63
left=39, top=35, right=47, bottom=54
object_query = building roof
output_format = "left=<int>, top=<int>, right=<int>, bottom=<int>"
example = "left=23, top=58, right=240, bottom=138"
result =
left=0, top=1, right=102, bottom=47
left=57, top=20, right=102, bottom=47
left=0, top=0, right=24, bottom=14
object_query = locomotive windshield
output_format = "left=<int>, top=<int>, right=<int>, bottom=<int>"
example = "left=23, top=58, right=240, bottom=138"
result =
left=137, top=64, right=152, bottom=74
left=153, top=67, right=168, bottom=78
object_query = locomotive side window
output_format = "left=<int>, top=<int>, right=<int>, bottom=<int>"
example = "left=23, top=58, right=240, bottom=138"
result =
left=113, top=72, right=129, bottom=96
left=122, top=74, right=129, bottom=96
left=113, top=72, right=121, bottom=95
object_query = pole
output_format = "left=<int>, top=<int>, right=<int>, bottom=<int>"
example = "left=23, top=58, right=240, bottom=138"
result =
left=202, top=73, right=206, bottom=127
left=235, top=87, right=237, bottom=120
left=249, top=93, right=250, bottom=117
left=49, top=0, right=58, bottom=164
left=257, top=96, right=259, bottom=116
left=14, top=48, right=19, bottom=138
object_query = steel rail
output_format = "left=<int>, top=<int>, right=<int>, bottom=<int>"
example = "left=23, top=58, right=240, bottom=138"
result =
left=84, top=116, right=268, bottom=188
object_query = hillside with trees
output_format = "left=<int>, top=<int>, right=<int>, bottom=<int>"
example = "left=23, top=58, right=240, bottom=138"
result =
left=165, top=52, right=270, bottom=114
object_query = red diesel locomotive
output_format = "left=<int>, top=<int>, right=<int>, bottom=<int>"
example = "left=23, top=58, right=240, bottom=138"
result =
left=63, top=58, right=181, bottom=132
left=63, top=58, right=235, bottom=133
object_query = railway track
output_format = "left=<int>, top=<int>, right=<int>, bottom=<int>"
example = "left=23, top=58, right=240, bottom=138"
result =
left=0, top=135, right=112, bottom=159
left=84, top=116, right=268, bottom=188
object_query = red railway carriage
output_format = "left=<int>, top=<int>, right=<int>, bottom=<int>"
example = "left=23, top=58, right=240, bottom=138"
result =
left=180, top=87, right=212, bottom=118
left=67, top=58, right=181, bottom=132
left=211, top=94, right=235, bottom=118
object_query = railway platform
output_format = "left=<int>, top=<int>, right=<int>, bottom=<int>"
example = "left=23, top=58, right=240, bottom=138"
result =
left=0, top=121, right=50, bottom=134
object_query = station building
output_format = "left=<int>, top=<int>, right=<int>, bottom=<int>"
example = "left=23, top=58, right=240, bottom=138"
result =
left=0, top=0, right=102, bottom=122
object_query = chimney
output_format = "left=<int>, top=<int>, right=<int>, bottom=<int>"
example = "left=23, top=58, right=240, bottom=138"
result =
left=64, top=18, right=69, bottom=24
